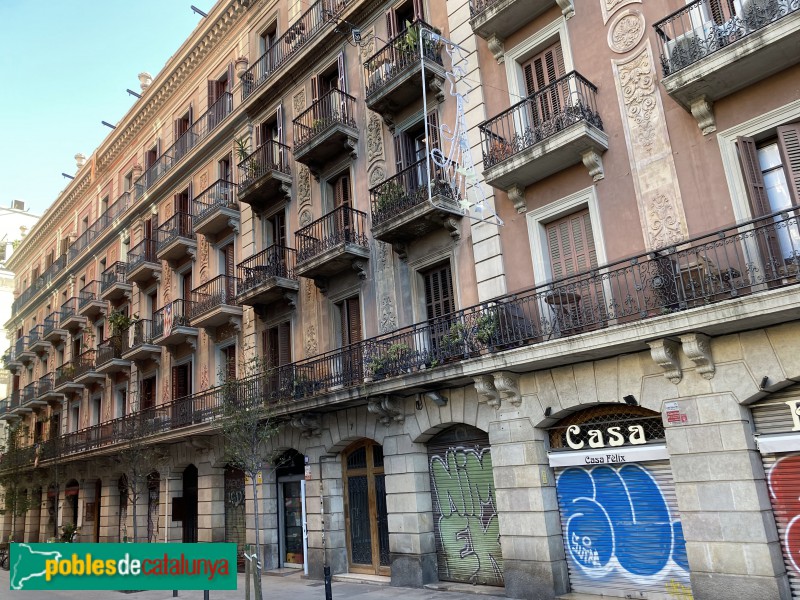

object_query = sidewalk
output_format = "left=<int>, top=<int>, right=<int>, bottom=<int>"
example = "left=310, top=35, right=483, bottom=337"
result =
left=0, top=568, right=509, bottom=600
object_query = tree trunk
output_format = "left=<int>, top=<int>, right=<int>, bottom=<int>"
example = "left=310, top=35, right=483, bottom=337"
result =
left=251, top=476, right=263, bottom=600
left=132, top=491, right=139, bottom=543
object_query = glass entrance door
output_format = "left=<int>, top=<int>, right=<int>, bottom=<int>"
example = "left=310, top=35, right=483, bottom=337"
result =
left=278, top=476, right=305, bottom=567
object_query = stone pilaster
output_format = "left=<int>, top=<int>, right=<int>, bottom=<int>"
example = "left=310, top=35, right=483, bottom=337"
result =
left=164, top=471, right=183, bottom=544
left=490, top=419, right=568, bottom=600
left=666, top=393, right=791, bottom=600
left=305, top=449, right=347, bottom=579
left=383, top=435, right=437, bottom=587
left=23, top=490, right=40, bottom=542
left=198, top=463, right=224, bottom=543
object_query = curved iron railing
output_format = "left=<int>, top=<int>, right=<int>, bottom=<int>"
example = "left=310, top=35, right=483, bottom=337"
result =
left=127, top=239, right=159, bottom=273
left=479, top=71, right=603, bottom=169
left=78, top=280, right=102, bottom=310
left=654, top=0, right=800, bottom=76
left=295, top=205, right=370, bottom=263
left=156, top=212, right=195, bottom=249
left=189, top=275, right=239, bottom=319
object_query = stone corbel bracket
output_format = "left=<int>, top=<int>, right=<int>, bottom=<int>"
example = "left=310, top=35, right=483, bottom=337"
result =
left=368, top=395, right=405, bottom=426
left=556, top=0, right=575, bottom=19
left=493, top=371, right=521, bottom=407
left=474, top=374, right=500, bottom=409
left=581, top=148, right=605, bottom=182
left=690, top=96, right=716, bottom=135
left=290, top=412, right=322, bottom=438
left=648, top=338, right=682, bottom=384
left=507, top=184, right=527, bottom=214
left=680, top=332, right=715, bottom=380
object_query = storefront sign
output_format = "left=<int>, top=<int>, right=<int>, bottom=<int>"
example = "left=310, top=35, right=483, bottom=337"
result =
left=565, top=424, right=646, bottom=450
left=548, top=444, right=669, bottom=467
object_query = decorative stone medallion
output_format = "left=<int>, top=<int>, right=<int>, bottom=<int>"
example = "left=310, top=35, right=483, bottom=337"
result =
left=608, top=10, right=645, bottom=54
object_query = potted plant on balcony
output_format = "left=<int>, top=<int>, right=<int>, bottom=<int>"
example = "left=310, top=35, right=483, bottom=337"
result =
left=375, top=180, right=405, bottom=215
left=235, top=137, right=260, bottom=181
left=365, top=342, right=412, bottom=381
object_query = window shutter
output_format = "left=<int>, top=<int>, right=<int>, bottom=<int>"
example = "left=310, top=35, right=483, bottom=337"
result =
left=276, top=104, right=284, bottom=146
left=393, top=134, right=405, bottom=173
left=546, top=208, right=597, bottom=281
left=337, top=51, right=347, bottom=93
left=424, top=264, right=454, bottom=320
left=225, top=345, right=236, bottom=381
left=777, top=124, right=800, bottom=205
left=278, top=322, right=291, bottom=366
left=412, top=0, right=424, bottom=20
left=334, top=176, right=344, bottom=208
left=254, top=123, right=262, bottom=150
left=227, top=62, right=234, bottom=91
left=172, top=366, right=179, bottom=400
left=208, top=80, right=219, bottom=108
left=346, top=297, right=362, bottom=345
left=522, top=42, right=564, bottom=96
left=426, top=110, right=441, bottom=152
left=183, top=271, right=193, bottom=302
left=189, top=104, right=194, bottom=126
left=386, top=9, right=398, bottom=39
left=737, top=136, right=772, bottom=216
left=311, top=75, right=319, bottom=104
left=224, top=244, right=235, bottom=277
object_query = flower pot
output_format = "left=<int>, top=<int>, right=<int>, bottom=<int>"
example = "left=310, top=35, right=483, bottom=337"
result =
left=235, top=57, right=249, bottom=80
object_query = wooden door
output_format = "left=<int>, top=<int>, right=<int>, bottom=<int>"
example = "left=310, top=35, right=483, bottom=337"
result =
left=339, top=296, right=362, bottom=385
left=522, top=42, right=566, bottom=126
left=423, top=262, right=455, bottom=355
left=171, top=363, right=192, bottom=427
left=343, top=440, right=390, bottom=575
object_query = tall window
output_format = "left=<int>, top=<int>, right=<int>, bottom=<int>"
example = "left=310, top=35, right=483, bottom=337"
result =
left=545, top=209, right=598, bottom=280
left=422, top=262, right=455, bottom=351
left=522, top=42, right=566, bottom=124
left=172, top=363, right=191, bottom=400
left=222, top=345, right=237, bottom=383
left=386, top=0, right=423, bottom=38
left=140, top=375, right=156, bottom=412
left=264, top=212, right=287, bottom=248
left=337, top=296, right=362, bottom=348
left=263, top=322, right=291, bottom=368
left=182, top=270, right=193, bottom=301
left=218, top=154, right=232, bottom=182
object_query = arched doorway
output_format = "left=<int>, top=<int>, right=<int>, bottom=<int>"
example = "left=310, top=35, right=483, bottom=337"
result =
left=276, top=450, right=306, bottom=569
left=428, top=424, right=503, bottom=586
left=224, top=466, right=246, bottom=571
left=182, top=465, right=198, bottom=543
left=147, top=472, right=160, bottom=543
left=118, top=475, right=129, bottom=542
left=343, top=440, right=390, bottom=575
left=64, top=480, right=79, bottom=529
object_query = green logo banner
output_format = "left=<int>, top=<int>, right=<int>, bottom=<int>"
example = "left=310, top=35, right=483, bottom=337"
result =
left=9, top=543, right=238, bottom=590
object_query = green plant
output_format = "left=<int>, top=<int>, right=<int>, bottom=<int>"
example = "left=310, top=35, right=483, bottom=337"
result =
left=442, top=322, right=466, bottom=352
left=474, top=311, right=499, bottom=345
left=60, top=522, right=77, bottom=543
left=366, top=342, right=412, bottom=379
left=234, top=136, right=250, bottom=162
left=108, top=309, right=138, bottom=336
left=311, top=118, right=326, bottom=130
left=375, top=181, right=405, bottom=213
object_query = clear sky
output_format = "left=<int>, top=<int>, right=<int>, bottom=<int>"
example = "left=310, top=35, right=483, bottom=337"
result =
left=0, top=1, right=214, bottom=216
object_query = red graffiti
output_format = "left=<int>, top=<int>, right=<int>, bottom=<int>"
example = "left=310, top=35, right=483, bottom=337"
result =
left=768, top=455, right=800, bottom=572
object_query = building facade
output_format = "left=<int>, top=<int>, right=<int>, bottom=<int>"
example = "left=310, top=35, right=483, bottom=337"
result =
left=1, top=1, right=800, bottom=599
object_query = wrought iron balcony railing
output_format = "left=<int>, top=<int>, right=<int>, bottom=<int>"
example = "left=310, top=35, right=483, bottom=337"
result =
left=370, top=156, right=461, bottom=226
left=124, top=319, right=157, bottom=349
left=135, top=92, right=234, bottom=199
left=74, top=349, right=97, bottom=379
left=293, top=89, right=358, bottom=148
left=22, top=382, right=39, bottom=406
left=479, top=71, right=603, bottom=169
left=97, top=337, right=126, bottom=367
left=43, top=311, right=60, bottom=337
left=54, top=363, right=76, bottom=389
left=363, top=20, right=444, bottom=98
left=237, top=140, right=292, bottom=193
left=60, top=297, right=80, bottom=322
left=153, top=299, right=193, bottom=339
left=14, top=336, right=28, bottom=357
left=97, top=191, right=131, bottom=229
left=156, top=212, right=195, bottom=248
left=101, top=261, right=128, bottom=294
left=193, top=179, right=237, bottom=223
left=296, top=205, right=370, bottom=263
left=28, top=324, right=45, bottom=347
left=127, top=239, right=159, bottom=272
left=78, top=280, right=101, bottom=310
left=238, top=245, right=298, bottom=294
left=654, top=0, right=800, bottom=76
left=241, top=0, right=350, bottom=100
left=38, top=373, right=53, bottom=398
left=189, top=275, right=239, bottom=319
left=12, top=253, right=67, bottom=314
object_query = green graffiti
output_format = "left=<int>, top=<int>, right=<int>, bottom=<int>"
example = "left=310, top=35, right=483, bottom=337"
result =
left=430, top=447, right=503, bottom=585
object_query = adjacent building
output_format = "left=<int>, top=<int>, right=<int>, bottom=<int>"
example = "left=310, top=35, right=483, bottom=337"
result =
left=1, top=1, right=800, bottom=599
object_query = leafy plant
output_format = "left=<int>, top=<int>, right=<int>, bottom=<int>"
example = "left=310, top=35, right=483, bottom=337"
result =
left=474, top=311, right=499, bottom=345
left=366, top=342, right=412, bottom=379
left=108, top=309, right=138, bottom=336
left=442, top=322, right=466, bottom=353
left=60, top=523, right=78, bottom=543
left=375, top=181, right=405, bottom=213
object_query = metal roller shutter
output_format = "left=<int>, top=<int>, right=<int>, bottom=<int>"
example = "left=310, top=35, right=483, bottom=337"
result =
left=555, top=459, right=691, bottom=599
left=428, top=425, right=504, bottom=586
left=762, top=453, right=800, bottom=599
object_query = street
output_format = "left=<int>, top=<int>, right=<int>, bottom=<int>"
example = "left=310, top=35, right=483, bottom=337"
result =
left=0, top=567, right=508, bottom=600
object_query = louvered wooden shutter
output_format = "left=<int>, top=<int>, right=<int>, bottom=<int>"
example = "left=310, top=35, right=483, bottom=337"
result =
left=224, top=244, right=235, bottom=277
left=334, top=174, right=351, bottom=208
left=546, top=209, right=597, bottom=281
left=172, top=364, right=189, bottom=399
left=737, top=136, right=772, bottom=217
left=412, top=0, right=424, bottom=20
left=386, top=9, right=398, bottom=39
left=225, top=345, right=236, bottom=381
left=278, top=322, right=291, bottom=366
left=424, top=263, right=455, bottom=320
left=346, top=297, right=361, bottom=345
left=183, top=270, right=193, bottom=301
left=777, top=124, right=800, bottom=204
left=393, top=132, right=415, bottom=171
left=311, top=76, right=319, bottom=104
left=522, top=42, right=565, bottom=96
left=426, top=110, right=441, bottom=152
left=337, top=51, right=347, bottom=93
left=208, top=80, right=219, bottom=107
left=141, top=377, right=154, bottom=409
left=276, top=104, right=284, bottom=146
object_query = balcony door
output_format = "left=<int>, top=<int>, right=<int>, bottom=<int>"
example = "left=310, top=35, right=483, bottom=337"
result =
left=337, top=296, right=362, bottom=386
left=423, top=262, right=455, bottom=356
left=523, top=42, right=566, bottom=127
left=263, top=323, right=291, bottom=398
left=171, top=363, right=192, bottom=428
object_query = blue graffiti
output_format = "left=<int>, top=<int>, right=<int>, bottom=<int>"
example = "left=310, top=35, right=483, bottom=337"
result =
left=557, top=464, right=689, bottom=578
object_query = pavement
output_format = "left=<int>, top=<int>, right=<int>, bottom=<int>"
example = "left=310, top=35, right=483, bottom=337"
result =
left=0, top=567, right=509, bottom=600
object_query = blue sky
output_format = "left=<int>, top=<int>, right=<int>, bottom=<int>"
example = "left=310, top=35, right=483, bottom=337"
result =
left=0, top=1, right=213, bottom=216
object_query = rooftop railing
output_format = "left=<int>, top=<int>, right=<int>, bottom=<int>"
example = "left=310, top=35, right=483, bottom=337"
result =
left=296, top=205, right=369, bottom=263
left=479, top=71, right=603, bottom=169
left=654, top=0, right=800, bottom=76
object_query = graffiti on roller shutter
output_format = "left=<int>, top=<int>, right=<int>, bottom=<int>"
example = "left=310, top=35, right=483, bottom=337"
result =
left=557, top=464, right=689, bottom=582
left=768, top=455, right=800, bottom=573
left=429, top=446, right=503, bottom=584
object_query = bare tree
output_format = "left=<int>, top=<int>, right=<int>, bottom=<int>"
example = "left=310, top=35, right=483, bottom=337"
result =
left=219, top=352, right=284, bottom=600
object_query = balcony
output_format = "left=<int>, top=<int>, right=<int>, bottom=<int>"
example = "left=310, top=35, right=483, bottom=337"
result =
left=43, top=311, right=67, bottom=343
left=60, top=297, right=87, bottom=333
left=237, top=140, right=292, bottom=210
left=11, top=253, right=67, bottom=315
left=295, top=206, right=370, bottom=284
left=156, top=212, right=196, bottom=263
left=153, top=300, right=199, bottom=347
left=364, top=20, right=446, bottom=123
left=293, top=89, right=358, bottom=171
left=78, top=280, right=107, bottom=320
left=0, top=392, right=21, bottom=421
left=655, top=0, right=800, bottom=132
left=127, top=239, right=161, bottom=285
left=370, top=156, right=463, bottom=244
left=21, top=382, right=46, bottom=410
left=100, top=261, right=132, bottom=302
left=37, top=373, right=64, bottom=403
left=121, top=319, right=161, bottom=362
left=16, top=336, right=35, bottom=365
left=470, top=0, right=568, bottom=58
left=237, top=245, right=300, bottom=308
left=28, top=324, right=51, bottom=355
left=189, top=275, right=242, bottom=329
left=1, top=349, right=12, bottom=371
left=96, top=337, right=131, bottom=374
left=74, top=349, right=104, bottom=384
left=192, top=179, right=238, bottom=238
left=54, top=363, right=84, bottom=394
left=479, top=72, right=607, bottom=196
